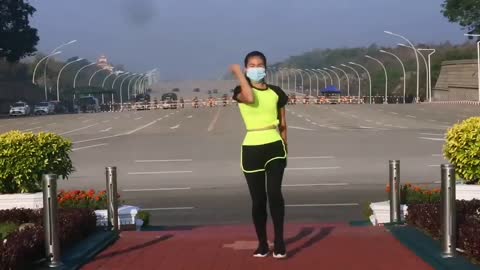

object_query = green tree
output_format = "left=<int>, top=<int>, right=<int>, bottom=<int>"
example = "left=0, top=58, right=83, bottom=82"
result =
left=442, top=0, right=480, bottom=36
left=0, top=0, right=39, bottom=62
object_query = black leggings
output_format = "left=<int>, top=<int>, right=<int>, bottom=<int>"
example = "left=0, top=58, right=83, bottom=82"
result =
left=245, top=158, right=286, bottom=246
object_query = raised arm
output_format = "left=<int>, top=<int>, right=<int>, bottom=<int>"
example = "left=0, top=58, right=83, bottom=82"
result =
left=230, top=64, right=254, bottom=104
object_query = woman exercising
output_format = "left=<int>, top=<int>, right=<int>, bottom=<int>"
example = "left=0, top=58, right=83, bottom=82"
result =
left=230, top=51, right=289, bottom=259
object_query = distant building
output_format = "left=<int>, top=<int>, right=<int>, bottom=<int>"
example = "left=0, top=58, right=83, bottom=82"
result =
left=97, top=55, right=114, bottom=72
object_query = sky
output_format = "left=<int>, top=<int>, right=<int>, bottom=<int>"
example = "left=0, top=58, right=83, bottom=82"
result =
left=29, top=0, right=467, bottom=81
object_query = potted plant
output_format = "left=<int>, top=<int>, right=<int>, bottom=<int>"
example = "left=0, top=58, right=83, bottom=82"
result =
left=444, top=117, right=480, bottom=200
left=0, top=131, right=74, bottom=210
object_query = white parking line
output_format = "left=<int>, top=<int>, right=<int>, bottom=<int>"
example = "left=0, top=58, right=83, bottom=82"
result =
left=29, top=121, right=41, bottom=125
left=187, top=115, right=193, bottom=118
left=21, top=126, right=42, bottom=132
left=99, top=127, right=112, bottom=133
left=128, top=171, right=193, bottom=175
left=289, top=156, right=334, bottom=160
left=420, top=133, right=444, bottom=136
left=419, top=137, right=444, bottom=141
left=72, top=143, right=108, bottom=151
left=170, top=124, right=180, bottom=129
left=406, top=115, right=416, bottom=118
left=286, top=203, right=359, bottom=207
left=365, top=120, right=373, bottom=122
left=123, top=187, right=191, bottom=192
left=142, top=207, right=195, bottom=211
left=283, top=183, right=348, bottom=187
left=289, top=126, right=315, bottom=131
left=297, top=114, right=303, bottom=118
left=73, top=134, right=122, bottom=144
left=286, top=167, right=340, bottom=171
left=135, top=159, right=193, bottom=163
left=101, top=120, right=110, bottom=123
left=82, top=119, right=92, bottom=123
left=390, top=112, right=399, bottom=115
left=428, top=164, right=439, bottom=167
left=124, top=120, right=157, bottom=135
left=134, top=117, right=143, bottom=120
left=47, top=123, right=57, bottom=126
left=305, top=119, right=311, bottom=122
left=59, top=123, right=98, bottom=135
left=351, top=115, right=358, bottom=118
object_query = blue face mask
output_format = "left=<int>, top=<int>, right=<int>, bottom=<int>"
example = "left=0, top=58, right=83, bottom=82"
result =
left=246, top=67, right=266, bottom=83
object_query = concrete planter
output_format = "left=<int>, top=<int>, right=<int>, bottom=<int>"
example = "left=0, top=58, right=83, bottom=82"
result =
left=456, top=184, right=480, bottom=201
left=0, top=192, right=43, bottom=210
left=94, top=205, right=140, bottom=227
left=369, top=201, right=408, bottom=226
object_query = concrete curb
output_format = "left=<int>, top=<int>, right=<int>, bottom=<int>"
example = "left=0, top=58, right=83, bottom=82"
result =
left=427, top=101, right=480, bottom=105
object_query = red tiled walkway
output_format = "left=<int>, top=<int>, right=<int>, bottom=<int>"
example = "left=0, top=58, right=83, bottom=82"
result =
left=82, top=223, right=433, bottom=270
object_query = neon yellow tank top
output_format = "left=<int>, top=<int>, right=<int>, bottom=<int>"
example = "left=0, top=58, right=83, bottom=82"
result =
left=234, top=85, right=288, bottom=146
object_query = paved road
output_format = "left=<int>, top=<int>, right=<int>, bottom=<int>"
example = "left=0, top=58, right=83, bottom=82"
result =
left=1, top=103, right=478, bottom=226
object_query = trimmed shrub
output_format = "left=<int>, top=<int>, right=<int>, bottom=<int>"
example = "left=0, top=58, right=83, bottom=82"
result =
left=406, top=200, right=480, bottom=263
left=386, top=183, right=441, bottom=205
left=444, top=117, right=480, bottom=184
left=0, top=222, right=18, bottom=240
left=58, top=189, right=108, bottom=210
left=0, top=208, right=97, bottom=270
left=0, top=131, right=74, bottom=194
left=136, top=211, right=151, bottom=227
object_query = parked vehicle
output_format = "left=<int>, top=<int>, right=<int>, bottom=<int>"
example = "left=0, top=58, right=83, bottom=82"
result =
left=34, top=102, right=55, bottom=115
left=77, top=96, right=100, bottom=113
left=9, top=101, right=31, bottom=116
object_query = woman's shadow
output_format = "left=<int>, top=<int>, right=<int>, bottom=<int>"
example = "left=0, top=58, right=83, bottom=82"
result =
left=285, top=226, right=334, bottom=258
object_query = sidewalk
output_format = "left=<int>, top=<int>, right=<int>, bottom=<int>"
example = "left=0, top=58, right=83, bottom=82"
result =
left=82, top=223, right=433, bottom=270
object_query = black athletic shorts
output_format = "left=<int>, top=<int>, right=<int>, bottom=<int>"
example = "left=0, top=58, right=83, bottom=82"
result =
left=241, top=140, right=287, bottom=173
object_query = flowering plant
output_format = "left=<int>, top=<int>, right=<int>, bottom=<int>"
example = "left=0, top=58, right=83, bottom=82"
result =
left=386, top=183, right=441, bottom=205
left=58, top=189, right=120, bottom=210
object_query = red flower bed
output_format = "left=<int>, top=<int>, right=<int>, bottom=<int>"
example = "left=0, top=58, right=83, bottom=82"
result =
left=57, top=189, right=121, bottom=210
left=386, top=183, right=441, bottom=205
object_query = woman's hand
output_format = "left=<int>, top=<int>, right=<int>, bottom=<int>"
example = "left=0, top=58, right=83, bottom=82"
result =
left=230, top=64, right=243, bottom=79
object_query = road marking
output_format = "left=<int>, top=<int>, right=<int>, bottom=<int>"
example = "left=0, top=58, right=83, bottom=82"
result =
left=165, top=115, right=169, bottom=118
left=376, top=122, right=383, bottom=125
left=419, top=137, right=444, bottom=141
left=170, top=124, right=180, bottom=129
left=101, top=120, right=110, bottom=123
left=286, top=167, right=340, bottom=171
left=141, top=207, right=194, bottom=211
left=128, top=171, right=193, bottom=175
left=305, top=119, right=311, bottom=122
left=328, top=127, right=340, bottom=130
left=21, top=126, right=42, bottom=132
left=82, top=119, right=92, bottom=123
left=351, top=115, right=358, bottom=118
left=135, top=159, right=193, bottom=163
left=384, top=124, right=393, bottom=127
left=366, top=120, right=373, bottom=122
left=390, top=112, right=399, bottom=115
left=283, top=183, right=348, bottom=187
left=393, top=126, right=408, bottom=129
left=286, top=203, right=359, bottom=207
left=114, top=117, right=120, bottom=120
left=134, top=117, right=143, bottom=120
left=297, top=114, right=303, bottom=118
left=123, top=187, right=191, bottom=192
left=429, top=119, right=437, bottom=122
left=359, top=126, right=374, bottom=129
left=207, top=108, right=221, bottom=132
left=99, top=127, right=112, bottom=133
left=59, top=123, right=98, bottom=135
left=29, top=121, right=41, bottom=125
left=420, top=133, right=444, bottom=136
left=47, top=122, right=57, bottom=126
left=289, top=126, right=315, bottom=131
left=312, top=122, right=318, bottom=125
left=187, top=115, right=193, bottom=118
left=406, top=115, right=416, bottom=118
left=72, top=143, right=108, bottom=151
left=289, top=156, right=334, bottom=160
left=428, top=164, right=439, bottom=167
left=124, top=120, right=157, bottom=135
left=73, top=134, right=122, bottom=144
left=157, top=117, right=163, bottom=121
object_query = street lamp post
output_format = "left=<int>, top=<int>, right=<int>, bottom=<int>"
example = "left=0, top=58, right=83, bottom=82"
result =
left=293, top=69, right=304, bottom=94
left=305, top=69, right=323, bottom=96
left=331, top=66, right=350, bottom=96
left=128, top=74, right=143, bottom=100
left=323, top=68, right=341, bottom=90
left=298, top=69, right=312, bottom=96
left=399, top=43, right=428, bottom=101
left=341, top=64, right=362, bottom=104
left=314, top=69, right=333, bottom=86
left=44, top=40, right=77, bottom=101
left=385, top=31, right=420, bottom=102
left=350, top=62, right=372, bottom=104
left=32, top=51, right=63, bottom=101
left=308, top=69, right=327, bottom=89
left=56, top=58, right=83, bottom=102
left=418, top=49, right=436, bottom=102
left=365, top=55, right=388, bottom=104
left=73, top=62, right=96, bottom=89
left=380, top=50, right=406, bottom=104
left=120, top=74, right=137, bottom=107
